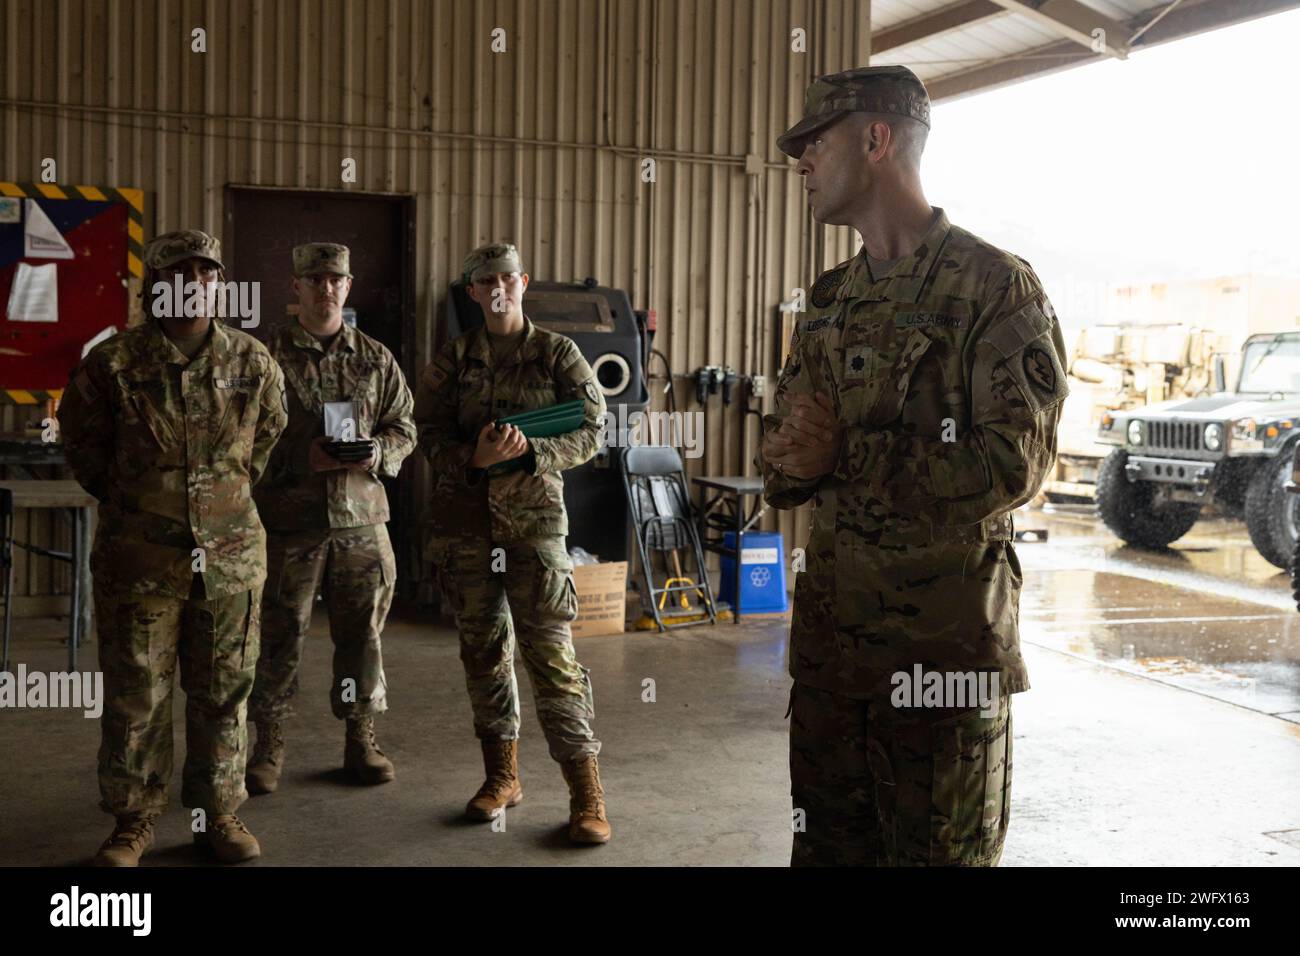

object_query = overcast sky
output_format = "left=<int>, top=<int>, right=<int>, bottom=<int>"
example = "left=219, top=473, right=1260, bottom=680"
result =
left=923, top=5, right=1300, bottom=325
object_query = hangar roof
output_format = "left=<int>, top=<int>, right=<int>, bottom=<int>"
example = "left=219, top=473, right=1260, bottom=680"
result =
left=869, top=0, right=1300, bottom=101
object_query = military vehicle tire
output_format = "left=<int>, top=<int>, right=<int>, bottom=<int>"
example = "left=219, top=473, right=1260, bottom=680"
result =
left=1096, top=448, right=1201, bottom=548
left=1244, top=452, right=1300, bottom=570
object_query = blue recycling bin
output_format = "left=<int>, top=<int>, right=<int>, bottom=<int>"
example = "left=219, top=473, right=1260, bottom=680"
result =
left=719, top=531, right=789, bottom=613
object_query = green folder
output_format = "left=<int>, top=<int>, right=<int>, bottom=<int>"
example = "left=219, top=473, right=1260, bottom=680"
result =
left=497, top=398, right=586, bottom=436
left=485, top=399, right=587, bottom=475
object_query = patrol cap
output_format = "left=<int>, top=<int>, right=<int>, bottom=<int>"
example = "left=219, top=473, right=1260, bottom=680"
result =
left=777, top=65, right=931, bottom=159
left=144, top=229, right=224, bottom=271
left=463, top=242, right=524, bottom=283
left=293, top=242, right=352, bottom=278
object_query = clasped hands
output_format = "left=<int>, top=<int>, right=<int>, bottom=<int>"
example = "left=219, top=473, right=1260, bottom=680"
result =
left=469, top=421, right=530, bottom=469
left=763, top=392, right=841, bottom=481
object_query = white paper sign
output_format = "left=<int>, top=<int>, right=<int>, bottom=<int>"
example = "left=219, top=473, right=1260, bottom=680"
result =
left=323, top=401, right=357, bottom=440
left=24, top=199, right=75, bottom=259
left=6, top=262, right=59, bottom=323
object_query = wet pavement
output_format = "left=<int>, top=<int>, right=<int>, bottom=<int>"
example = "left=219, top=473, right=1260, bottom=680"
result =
left=4, top=505, right=1300, bottom=866
left=1017, top=506, right=1300, bottom=722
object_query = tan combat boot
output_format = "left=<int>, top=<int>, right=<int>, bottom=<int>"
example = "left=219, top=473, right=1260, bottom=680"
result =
left=93, top=812, right=158, bottom=867
left=465, top=738, right=523, bottom=821
left=193, top=814, right=261, bottom=864
left=245, top=720, right=285, bottom=795
left=344, top=716, right=396, bottom=784
left=560, top=754, right=611, bottom=844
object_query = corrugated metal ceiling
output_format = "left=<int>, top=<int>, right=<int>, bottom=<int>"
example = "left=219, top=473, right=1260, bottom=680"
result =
left=869, top=0, right=1300, bottom=100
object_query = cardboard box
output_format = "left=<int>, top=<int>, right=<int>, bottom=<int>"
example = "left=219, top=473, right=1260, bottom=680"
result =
left=571, top=560, right=628, bottom=638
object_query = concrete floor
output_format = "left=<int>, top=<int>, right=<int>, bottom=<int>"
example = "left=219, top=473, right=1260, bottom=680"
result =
left=4, top=510, right=1300, bottom=866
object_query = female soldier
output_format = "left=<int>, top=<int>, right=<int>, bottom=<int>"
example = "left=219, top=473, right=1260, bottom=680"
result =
left=413, top=242, right=611, bottom=844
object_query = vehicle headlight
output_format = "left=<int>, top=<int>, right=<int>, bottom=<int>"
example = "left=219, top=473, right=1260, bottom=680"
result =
left=1204, top=423, right=1223, bottom=451
left=1231, top=419, right=1256, bottom=441
left=1127, top=420, right=1143, bottom=445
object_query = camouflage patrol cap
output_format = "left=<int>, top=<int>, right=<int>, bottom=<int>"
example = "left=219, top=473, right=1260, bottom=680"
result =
left=293, top=242, right=352, bottom=278
left=777, top=65, right=931, bottom=159
left=144, top=229, right=224, bottom=271
left=463, top=242, right=524, bottom=283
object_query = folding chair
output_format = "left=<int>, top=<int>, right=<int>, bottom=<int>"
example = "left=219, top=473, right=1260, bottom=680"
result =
left=621, top=445, right=718, bottom=632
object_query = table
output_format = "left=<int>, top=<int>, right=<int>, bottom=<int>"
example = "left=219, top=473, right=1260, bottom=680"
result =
left=0, top=433, right=67, bottom=475
left=1, top=479, right=96, bottom=671
left=691, top=474, right=768, bottom=623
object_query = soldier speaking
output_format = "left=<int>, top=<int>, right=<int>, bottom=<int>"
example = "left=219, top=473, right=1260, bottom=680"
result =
left=58, top=230, right=288, bottom=866
left=762, top=67, right=1069, bottom=866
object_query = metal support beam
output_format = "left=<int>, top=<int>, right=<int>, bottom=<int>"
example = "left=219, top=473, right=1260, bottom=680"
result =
left=927, top=0, right=1300, bottom=102
left=874, top=0, right=1004, bottom=55
left=1126, top=0, right=1295, bottom=46
left=990, top=0, right=1132, bottom=57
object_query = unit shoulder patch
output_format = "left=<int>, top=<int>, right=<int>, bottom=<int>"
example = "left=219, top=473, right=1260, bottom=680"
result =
left=424, top=366, right=447, bottom=390
left=1021, top=346, right=1057, bottom=395
left=810, top=265, right=848, bottom=308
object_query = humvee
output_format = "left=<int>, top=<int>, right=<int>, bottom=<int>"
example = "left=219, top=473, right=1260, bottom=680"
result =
left=1095, top=330, right=1300, bottom=568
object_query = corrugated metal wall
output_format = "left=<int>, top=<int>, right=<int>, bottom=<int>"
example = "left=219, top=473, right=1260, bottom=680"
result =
left=1, top=0, right=871, bottom=604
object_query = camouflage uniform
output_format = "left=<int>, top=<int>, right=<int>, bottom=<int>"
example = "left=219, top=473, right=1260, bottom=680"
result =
left=767, top=68, right=1068, bottom=866
left=413, top=244, right=606, bottom=763
left=57, top=230, right=288, bottom=817
left=250, top=244, right=416, bottom=723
